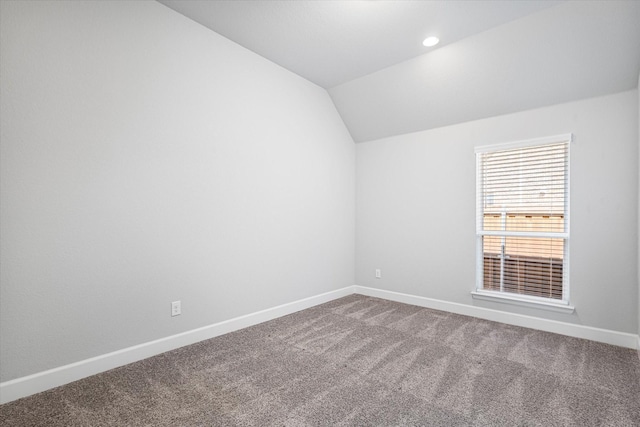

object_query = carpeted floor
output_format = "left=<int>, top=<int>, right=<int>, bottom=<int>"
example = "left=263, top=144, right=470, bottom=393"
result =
left=1, top=294, right=639, bottom=426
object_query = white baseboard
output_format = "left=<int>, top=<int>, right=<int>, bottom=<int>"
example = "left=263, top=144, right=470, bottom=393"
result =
left=354, top=286, right=639, bottom=350
left=0, top=286, right=355, bottom=405
left=2, top=285, right=637, bottom=405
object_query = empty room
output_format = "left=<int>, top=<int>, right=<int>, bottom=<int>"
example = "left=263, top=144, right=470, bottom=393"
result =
left=1, top=0, right=639, bottom=425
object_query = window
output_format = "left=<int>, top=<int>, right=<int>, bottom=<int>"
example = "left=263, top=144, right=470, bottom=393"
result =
left=474, top=134, right=571, bottom=309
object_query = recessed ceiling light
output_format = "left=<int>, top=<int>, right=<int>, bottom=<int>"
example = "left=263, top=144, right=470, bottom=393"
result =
left=422, top=36, right=440, bottom=47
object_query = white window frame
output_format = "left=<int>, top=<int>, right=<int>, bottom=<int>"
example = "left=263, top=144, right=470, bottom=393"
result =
left=472, top=134, right=574, bottom=313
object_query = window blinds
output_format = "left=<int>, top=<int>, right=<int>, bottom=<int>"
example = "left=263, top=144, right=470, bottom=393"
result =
left=476, top=136, right=570, bottom=302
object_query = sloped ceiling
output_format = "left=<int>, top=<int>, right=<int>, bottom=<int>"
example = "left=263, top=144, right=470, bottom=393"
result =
left=158, top=1, right=640, bottom=143
left=157, top=0, right=560, bottom=89
left=330, top=1, right=640, bottom=142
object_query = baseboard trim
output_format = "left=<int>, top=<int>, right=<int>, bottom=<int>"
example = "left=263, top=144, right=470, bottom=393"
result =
left=354, top=286, right=639, bottom=350
left=0, top=286, right=355, bottom=405
left=2, top=285, right=637, bottom=404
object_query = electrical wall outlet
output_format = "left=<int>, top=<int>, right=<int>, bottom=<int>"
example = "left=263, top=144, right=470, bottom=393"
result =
left=171, top=300, right=181, bottom=317
left=375, top=269, right=381, bottom=279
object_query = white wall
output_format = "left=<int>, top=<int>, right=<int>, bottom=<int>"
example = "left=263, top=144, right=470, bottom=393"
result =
left=357, top=90, right=638, bottom=334
left=0, top=0, right=355, bottom=382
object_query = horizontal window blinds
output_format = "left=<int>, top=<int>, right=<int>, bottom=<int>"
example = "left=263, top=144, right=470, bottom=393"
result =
left=476, top=137, right=569, bottom=303
left=478, top=142, right=568, bottom=233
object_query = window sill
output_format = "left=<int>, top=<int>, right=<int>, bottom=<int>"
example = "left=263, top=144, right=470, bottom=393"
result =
left=471, top=290, right=575, bottom=314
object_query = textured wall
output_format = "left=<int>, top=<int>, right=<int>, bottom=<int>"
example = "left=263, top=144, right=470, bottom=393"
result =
left=0, top=0, right=355, bottom=381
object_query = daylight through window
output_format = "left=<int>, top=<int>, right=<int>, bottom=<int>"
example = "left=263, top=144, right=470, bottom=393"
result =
left=476, top=135, right=570, bottom=305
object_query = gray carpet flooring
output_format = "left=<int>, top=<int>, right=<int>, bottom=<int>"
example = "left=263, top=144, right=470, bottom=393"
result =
left=1, top=294, right=639, bottom=426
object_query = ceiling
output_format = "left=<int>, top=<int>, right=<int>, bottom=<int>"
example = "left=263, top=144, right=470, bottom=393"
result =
left=158, top=0, right=561, bottom=89
left=158, top=1, right=640, bottom=142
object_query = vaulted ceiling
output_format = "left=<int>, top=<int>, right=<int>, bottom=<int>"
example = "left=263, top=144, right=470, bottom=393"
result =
left=158, top=1, right=640, bottom=142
